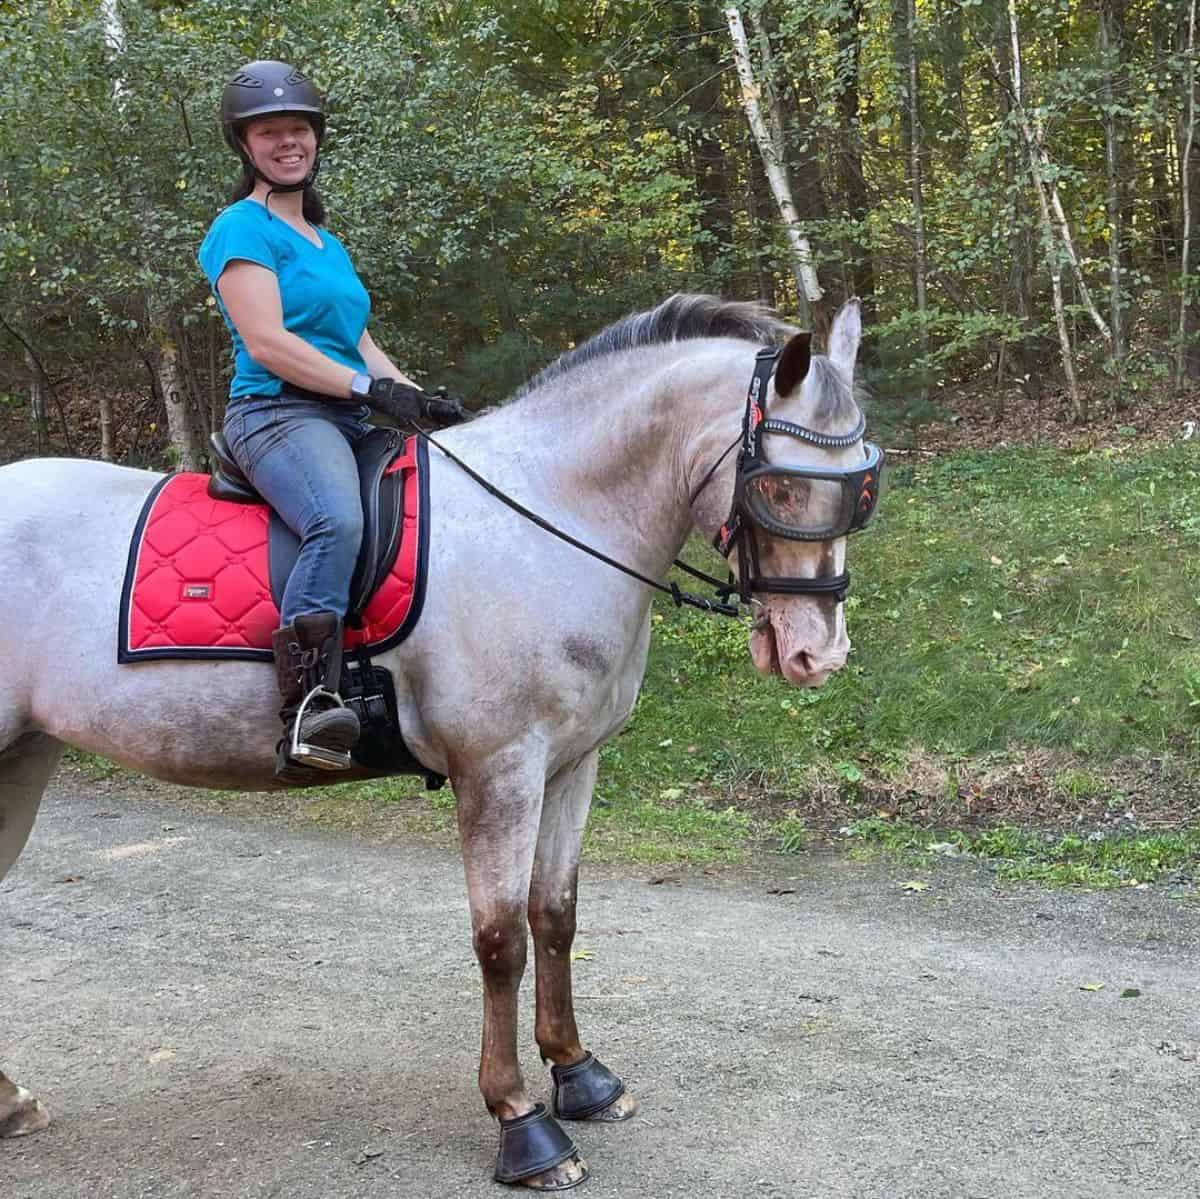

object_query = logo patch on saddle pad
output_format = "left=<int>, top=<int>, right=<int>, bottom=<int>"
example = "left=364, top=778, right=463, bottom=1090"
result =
left=118, top=436, right=429, bottom=662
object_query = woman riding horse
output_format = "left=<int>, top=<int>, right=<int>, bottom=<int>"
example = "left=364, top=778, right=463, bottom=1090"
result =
left=200, top=60, right=429, bottom=780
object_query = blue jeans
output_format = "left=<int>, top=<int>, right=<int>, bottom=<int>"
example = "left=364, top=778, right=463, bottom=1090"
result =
left=224, top=394, right=373, bottom=626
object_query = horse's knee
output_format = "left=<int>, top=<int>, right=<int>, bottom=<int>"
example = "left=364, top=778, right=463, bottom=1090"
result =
left=472, top=914, right=528, bottom=985
left=529, top=895, right=576, bottom=956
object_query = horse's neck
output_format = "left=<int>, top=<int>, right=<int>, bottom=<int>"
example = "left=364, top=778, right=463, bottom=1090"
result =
left=459, top=348, right=739, bottom=579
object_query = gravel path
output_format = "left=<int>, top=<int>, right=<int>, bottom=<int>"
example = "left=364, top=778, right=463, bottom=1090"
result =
left=2, top=780, right=1198, bottom=1198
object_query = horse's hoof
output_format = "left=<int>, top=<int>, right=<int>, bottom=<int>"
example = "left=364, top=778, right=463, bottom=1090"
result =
left=0, top=1087, right=50, bottom=1138
left=551, top=1052, right=633, bottom=1122
left=583, top=1091, right=638, bottom=1123
left=516, top=1153, right=588, bottom=1191
left=495, top=1102, right=583, bottom=1189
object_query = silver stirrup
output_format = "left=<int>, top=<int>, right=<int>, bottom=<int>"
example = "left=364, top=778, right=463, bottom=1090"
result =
left=288, top=685, right=352, bottom=771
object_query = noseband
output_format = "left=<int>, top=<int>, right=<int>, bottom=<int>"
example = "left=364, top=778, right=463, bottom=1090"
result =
left=699, top=347, right=883, bottom=605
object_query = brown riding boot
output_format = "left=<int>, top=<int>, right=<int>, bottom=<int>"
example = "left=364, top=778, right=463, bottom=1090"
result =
left=271, top=611, right=361, bottom=779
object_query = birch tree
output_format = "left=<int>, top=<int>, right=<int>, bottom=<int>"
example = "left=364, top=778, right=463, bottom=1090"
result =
left=993, top=1, right=1083, bottom=420
left=1099, top=0, right=1125, bottom=390
left=905, top=0, right=928, bottom=398
left=725, top=5, right=824, bottom=325
left=1178, top=0, right=1198, bottom=390
left=991, top=1, right=1113, bottom=408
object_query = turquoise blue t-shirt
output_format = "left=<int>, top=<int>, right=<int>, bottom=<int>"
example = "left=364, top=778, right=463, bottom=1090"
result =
left=198, top=198, right=370, bottom=400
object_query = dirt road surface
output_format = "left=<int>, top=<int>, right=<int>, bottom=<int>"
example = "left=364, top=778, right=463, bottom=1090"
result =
left=3, top=780, right=1198, bottom=1198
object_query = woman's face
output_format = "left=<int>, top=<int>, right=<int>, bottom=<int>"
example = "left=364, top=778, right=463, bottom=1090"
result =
left=241, top=115, right=317, bottom=186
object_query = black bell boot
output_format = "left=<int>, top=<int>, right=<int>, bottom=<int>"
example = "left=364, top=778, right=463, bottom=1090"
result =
left=271, top=611, right=360, bottom=779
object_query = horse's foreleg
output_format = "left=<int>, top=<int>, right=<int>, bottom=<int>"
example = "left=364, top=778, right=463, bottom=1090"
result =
left=453, top=751, right=586, bottom=1190
left=529, top=751, right=637, bottom=1123
left=0, top=732, right=62, bottom=1138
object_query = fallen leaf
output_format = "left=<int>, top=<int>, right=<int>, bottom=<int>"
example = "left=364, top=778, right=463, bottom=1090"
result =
left=767, top=887, right=797, bottom=895
left=570, top=948, right=595, bottom=962
left=621, top=975, right=649, bottom=984
left=1079, top=982, right=1105, bottom=992
left=659, top=787, right=684, bottom=801
left=56, top=875, right=84, bottom=884
left=1119, top=988, right=1142, bottom=999
left=900, top=880, right=928, bottom=893
left=1053, top=553, right=1071, bottom=566
left=147, top=1048, right=176, bottom=1063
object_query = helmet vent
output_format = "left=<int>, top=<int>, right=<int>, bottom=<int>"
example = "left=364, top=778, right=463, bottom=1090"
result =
left=285, top=69, right=309, bottom=85
left=228, top=72, right=263, bottom=89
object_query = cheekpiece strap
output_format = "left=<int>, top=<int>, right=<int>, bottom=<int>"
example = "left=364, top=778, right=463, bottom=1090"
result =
left=743, top=347, right=780, bottom=460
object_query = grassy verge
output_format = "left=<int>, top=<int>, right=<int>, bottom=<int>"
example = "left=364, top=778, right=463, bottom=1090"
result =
left=837, top=815, right=1200, bottom=890
left=64, top=442, right=1200, bottom=883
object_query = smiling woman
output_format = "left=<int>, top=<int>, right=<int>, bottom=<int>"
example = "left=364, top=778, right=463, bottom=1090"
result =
left=199, top=60, right=427, bottom=782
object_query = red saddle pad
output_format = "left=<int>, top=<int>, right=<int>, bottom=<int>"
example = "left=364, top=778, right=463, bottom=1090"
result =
left=118, top=437, right=427, bottom=662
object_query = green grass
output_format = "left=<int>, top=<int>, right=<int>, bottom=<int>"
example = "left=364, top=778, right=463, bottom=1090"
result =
left=620, top=443, right=1200, bottom=771
left=841, top=815, right=1200, bottom=890
left=57, top=444, right=1200, bottom=882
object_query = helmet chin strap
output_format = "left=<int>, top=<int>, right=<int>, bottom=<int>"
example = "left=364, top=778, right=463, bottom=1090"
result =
left=241, top=144, right=321, bottom=207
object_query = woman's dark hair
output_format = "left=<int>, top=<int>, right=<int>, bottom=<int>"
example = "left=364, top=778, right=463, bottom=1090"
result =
left=229, top=160, right=326, bottom=225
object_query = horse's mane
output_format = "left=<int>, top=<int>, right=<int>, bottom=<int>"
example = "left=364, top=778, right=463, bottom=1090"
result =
left=515, top=293, right=797, bottom=401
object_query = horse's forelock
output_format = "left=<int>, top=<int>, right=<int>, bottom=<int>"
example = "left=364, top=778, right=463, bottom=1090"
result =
left=517, top=294, right=796, bottom=400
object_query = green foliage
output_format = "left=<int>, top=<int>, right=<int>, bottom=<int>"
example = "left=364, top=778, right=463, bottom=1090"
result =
left=841, top=814, right=1200, bottom=889
left=3, top=0, right=1196, bottom=463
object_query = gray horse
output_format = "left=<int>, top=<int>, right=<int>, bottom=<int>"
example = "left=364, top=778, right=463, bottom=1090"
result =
left=0, top=294, right=872, bottom=1188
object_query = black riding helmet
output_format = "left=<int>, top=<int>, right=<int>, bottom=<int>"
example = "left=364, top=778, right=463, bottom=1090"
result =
left=221, top=60, right=325, bottom=193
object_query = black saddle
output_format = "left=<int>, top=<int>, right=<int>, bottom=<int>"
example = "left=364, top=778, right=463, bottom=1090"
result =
left=208, top=428, right=405, bottom=628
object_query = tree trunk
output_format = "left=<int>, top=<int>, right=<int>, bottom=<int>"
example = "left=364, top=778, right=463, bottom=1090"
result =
left=1003, top=0, right=1084, bottom=420
left=725, top=4, right=823, bottom=323
left=1100, top=0, right=1126, bottom=403
left=152, top=307, right=205, bottom=471
left=1178, top=0, right=1199, bottom=387
left=24, top=349, right=48, bottom=455
left=98, top=392, right=115, bottom=462
left=905, top=0, right=928, bottom=399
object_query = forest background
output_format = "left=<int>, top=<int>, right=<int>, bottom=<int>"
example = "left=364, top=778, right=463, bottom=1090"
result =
left=4, top=0, right=1200, bottom=875
left=3, top=0, right=1200, bottom=465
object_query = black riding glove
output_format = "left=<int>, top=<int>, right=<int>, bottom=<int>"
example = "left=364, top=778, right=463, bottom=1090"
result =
left=422, top=385, right=470, bottom=424
left=366, top=378, right=469, bottom=426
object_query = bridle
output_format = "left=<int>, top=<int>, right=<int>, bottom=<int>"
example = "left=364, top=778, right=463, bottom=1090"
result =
left=700, top=346, right=884, bottom=605
left=416, top=344, right=883, bottom=618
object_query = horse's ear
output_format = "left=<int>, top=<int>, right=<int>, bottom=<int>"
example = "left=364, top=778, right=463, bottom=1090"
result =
left=773, top=332, right=811, bottom=398
left=828, top=298, right=862, bottom=377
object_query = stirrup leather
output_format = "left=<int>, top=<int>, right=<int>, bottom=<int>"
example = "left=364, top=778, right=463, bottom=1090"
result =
left=288, top=685, right=353, bottom=770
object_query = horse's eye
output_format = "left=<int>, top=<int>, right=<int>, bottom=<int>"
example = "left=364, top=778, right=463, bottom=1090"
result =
left=752, top=475, right=811, bottom=518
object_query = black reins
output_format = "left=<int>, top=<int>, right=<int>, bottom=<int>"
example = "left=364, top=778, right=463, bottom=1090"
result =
left=410, top=342, right=875, bottom=618
left=413, top=423, right=742, bottom=616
